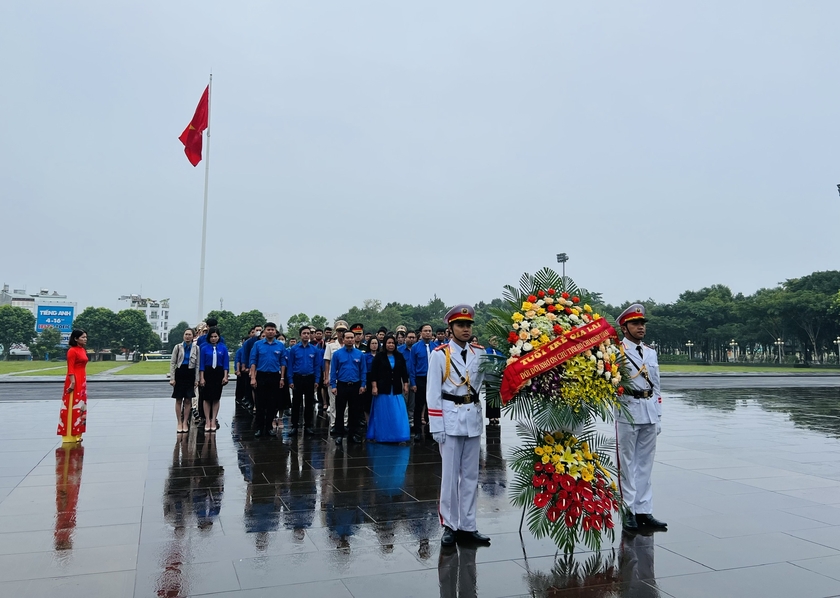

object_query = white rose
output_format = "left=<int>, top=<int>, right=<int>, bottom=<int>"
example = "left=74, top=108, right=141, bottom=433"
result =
left=509, top=347, right=521, bottom=357
left=604, top=371, right=612, bottom=380
left=523, top=342, right=534, bottom=351
left=515, top=340, right=524, bottom=348
left=521, top=321, right=531, bottom=330
left=512, top=322, right=520, bottom=330
left=589, top=355, right=596, bottom=362
left=596, top=351, right=603, bottom=359
left=537, top=299, right=545, bottom=307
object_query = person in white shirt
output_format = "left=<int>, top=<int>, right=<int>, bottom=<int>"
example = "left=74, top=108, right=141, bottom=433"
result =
left=427, top=304, right=490, bottom=547
left=615, top=303, right=667, bottom=532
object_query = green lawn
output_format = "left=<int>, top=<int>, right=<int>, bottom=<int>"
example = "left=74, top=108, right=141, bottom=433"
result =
left=660, top=364, right=832, bottom=374
left=114, top=361, right=171, bottom=375
left=14, top=362, right=124, bottom=376
left=0, top=361, right=66, bottom=375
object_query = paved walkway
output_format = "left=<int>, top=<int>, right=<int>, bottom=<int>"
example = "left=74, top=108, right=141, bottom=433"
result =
left=0, top=386, right=840, bottom=596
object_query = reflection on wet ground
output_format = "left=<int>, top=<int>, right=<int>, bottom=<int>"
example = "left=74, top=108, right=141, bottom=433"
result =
left=0, top=387, right=839, bottom=596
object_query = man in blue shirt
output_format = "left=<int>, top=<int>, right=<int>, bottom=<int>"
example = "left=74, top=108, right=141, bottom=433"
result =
left=397, top=328, right=415, bottom=429
left=408, top=324, right=436, bottom=440
left=287, top=326, right=323, bottom=435
left=249, top=322, right=286, bottom=438
left=329, top=330, right=367, bottom=444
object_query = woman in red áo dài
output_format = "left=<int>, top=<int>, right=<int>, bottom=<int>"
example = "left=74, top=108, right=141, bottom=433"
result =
left=57, top=330, right=89, bottom=443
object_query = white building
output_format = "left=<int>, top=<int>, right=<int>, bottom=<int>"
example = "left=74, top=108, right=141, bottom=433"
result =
left=120, top=295, right=170, bottom=344
left=0, top=285, right=77, bottom=346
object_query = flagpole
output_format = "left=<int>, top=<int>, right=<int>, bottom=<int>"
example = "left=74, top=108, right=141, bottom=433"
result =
left=197, top=73, right=212, bottom=323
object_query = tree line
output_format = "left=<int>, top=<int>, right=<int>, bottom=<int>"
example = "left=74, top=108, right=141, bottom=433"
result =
left=5, top=268, right=839, bottom=365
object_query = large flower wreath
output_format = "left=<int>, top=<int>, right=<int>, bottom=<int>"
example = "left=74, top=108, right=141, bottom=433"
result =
left=483, top=268, right=630, bottom=553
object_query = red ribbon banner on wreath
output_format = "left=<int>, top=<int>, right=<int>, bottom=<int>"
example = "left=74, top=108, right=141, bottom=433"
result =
left=500, top=318, right=618, bottom=404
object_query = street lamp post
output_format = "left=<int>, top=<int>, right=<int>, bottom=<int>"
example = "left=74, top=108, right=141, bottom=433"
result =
left=685, top=340, right=694, bottom=361
left=729, top=339, right=737, bottom=362
left=833, top=337, right=840, bottom=364
left=556, top=253, right=569, bottom=282
left=774, top=338, right=784, bottom=364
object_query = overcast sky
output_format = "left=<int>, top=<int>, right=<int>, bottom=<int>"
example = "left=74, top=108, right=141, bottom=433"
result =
left=3, top=1, right=839, bottom=326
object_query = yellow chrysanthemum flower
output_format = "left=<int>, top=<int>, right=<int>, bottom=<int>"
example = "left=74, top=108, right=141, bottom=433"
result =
left=512, top=312, right=524, bottom=323
left=522, top=301, right=533, bottom=311
left=584, top=304, right=593, bottom=313
left=536, top=308, right=546, bottom=315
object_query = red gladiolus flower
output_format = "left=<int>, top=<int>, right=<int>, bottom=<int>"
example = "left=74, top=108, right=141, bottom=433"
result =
left=572, top=296, right=580, bottom=303
left=546, top=481, right=558, bottom=494
left=538, top=290, right=545, bottom=298
left=508, top=331, right=519, bottom=343
left=547, top=507, right=560, bottom=523
left=534, top=462, right=543, bottom=472
left=561, top=292, right=570, bottom=299
left=617, top=386, right=625, bottom=396
left=544, top=463, right=555, bottom=474
left=534, top=493, right=549, bottom=508
left=528, top=295, right=537, bottom=303
left=547, top=288, right=555, bottom=295
left=547, top=304, right=556, bottom=312
left=565, top=307, right=572, bottom=314
left=553, top=324, right=562, bottom=334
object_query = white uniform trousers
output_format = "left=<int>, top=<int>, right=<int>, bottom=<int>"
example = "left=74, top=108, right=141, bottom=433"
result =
left=616, top=422, right=657, bottom=515
left=439, top=434, right=481, bottom=532
left=327, top=389, right=348, bottom=428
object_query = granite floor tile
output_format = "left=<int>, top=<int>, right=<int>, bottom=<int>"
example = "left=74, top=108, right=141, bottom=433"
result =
left=655, top=561, right=840, bottom=598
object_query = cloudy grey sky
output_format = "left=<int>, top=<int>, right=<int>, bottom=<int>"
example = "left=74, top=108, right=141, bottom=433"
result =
left=3, top=1, right=839, bottom=325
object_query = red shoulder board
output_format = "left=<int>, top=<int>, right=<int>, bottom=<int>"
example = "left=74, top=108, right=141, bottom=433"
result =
left=471, top=342, right=484, bottom=350
left=434, top=344, right=449, bottom=351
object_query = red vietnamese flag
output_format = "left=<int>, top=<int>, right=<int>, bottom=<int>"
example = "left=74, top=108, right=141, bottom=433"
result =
left=178, top=86, right=209, bottom=166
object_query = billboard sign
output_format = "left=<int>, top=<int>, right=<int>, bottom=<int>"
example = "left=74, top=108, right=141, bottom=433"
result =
left=36, top=306, right=75, bottom=346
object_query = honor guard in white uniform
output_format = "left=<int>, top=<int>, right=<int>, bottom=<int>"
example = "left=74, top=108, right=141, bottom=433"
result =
left=427, top=304, right=491, bottom=547
left=616, top=304, right=667, bottom=532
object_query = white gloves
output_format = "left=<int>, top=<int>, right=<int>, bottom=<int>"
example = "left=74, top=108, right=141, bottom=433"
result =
left=433, top=432, right=446, bottom=444
left=656, top=422, right=662, bottom=435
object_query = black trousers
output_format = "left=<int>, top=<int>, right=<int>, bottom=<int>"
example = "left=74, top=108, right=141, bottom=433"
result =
left=255, top=372, right=281, bottom=433
left=414, top=375, right=428, bottom=430
left=291, top=374, right=316, bottom=428
left=334, top=381, right=361, bottom=438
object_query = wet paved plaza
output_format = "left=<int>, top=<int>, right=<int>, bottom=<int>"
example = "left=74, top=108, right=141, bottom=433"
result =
left=1, top=384, right=840, bottom=596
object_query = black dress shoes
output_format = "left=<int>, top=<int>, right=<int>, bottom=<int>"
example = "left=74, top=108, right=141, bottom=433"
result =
left=253, top=430, right=263, bottom=438
left=636, top=514, right=668, bottom=530
left=457, top=530, right=491, bottom=545
left=623, top=512, right=638, bottom=531
left=441, top=527, right=456, bottom=547
left=304, top=427, right=315, bottom=436
left=329, top=426, right=336, bottom=435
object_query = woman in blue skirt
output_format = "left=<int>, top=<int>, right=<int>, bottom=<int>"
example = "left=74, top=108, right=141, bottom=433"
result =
left=367, top=334, right=411, bottom=443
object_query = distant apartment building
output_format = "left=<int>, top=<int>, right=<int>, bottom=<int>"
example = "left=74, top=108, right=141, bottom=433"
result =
left=120, top=295, right=170, bottom=344
left=0, top=284, right=77, bottom=346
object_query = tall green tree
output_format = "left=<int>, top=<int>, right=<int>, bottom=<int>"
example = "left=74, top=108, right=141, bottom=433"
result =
left=72, top=307, right=119, bottom=358
left=0, top=305, right=36, bottom=358
left=30, top=327, right=63, bottom=361
left=286, top=313, right=311, bottom=336
left=117, top=309, right=161, bottom=355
